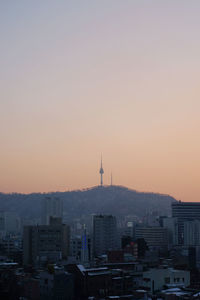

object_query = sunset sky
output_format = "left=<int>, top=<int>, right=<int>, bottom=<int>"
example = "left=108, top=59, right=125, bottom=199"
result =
left=1, top=1, right=200, bottom=201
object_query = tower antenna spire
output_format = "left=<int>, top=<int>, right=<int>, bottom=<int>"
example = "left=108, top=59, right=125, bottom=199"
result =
left=99, top=154, right=104, bottom=186
left=111, top=172, right=113, bottom=186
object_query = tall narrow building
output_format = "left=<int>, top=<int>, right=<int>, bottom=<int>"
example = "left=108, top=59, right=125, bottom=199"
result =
left=99, top=156, right=104, bottom=186
left=80, top=225, right=91, bottom=265
left=93, top=215, right=118, bottom=256
left=172, top=202, right=200, bottom=245
left=42, top=197, right=63, bottom=225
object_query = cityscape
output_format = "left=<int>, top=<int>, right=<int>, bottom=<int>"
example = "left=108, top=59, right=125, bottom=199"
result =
left=1, top=161, right=200, bottom=299
left=1, top=1, right=200, bottom=300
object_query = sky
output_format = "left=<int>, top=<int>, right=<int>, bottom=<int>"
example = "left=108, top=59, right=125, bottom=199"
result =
left=0, top=1, right=200, bottom=201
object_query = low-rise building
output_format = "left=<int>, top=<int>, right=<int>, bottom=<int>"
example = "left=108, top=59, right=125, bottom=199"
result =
left=40, top=265, right=74, bottom=300
left=142, top=267, right=190, bottom=294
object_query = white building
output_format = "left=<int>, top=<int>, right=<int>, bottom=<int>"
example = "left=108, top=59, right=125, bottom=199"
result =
left=143, top=268, right=190, bottom=294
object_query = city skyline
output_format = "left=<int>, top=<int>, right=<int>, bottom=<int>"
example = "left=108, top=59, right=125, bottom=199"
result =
left=1, top=1, right=200, bottom=201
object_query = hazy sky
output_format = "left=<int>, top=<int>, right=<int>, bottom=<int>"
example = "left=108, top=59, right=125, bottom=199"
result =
left=1, top=1, right=200, bottom=201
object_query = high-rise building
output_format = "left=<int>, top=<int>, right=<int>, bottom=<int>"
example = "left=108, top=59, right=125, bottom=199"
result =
left=41, top=197, right=63, bottom=225
left=172, top=202, right=200, bottom=245
left=184, top=220, right=200, bottom=246
left=0, top=211, right=21, bottom=237
left=80, top=226, right=91, bottom=265
left=70, top=231, right=92, bottom=263
left=135, top=226, right=168, bottom=251
left=70, top=236, right=82, bottom=258
left=23, top=217, right=70, bottom=266
left=162, top=217, right=178, bottom=246
left=93, top=215, right=118, bottom=256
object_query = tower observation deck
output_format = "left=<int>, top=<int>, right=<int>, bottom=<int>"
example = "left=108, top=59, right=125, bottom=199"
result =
left=99, top=156, right=104, bottom=186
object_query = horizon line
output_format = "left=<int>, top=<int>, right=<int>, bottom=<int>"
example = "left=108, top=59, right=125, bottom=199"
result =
left=0, top=184, right=178, bottom=200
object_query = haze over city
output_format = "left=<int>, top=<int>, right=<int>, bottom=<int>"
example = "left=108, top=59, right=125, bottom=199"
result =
left=1, top=1, right=200, bottom=201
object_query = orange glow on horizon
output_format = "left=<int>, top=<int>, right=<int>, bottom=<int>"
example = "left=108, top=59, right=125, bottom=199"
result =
left=1, top=1, right=200, bottom=201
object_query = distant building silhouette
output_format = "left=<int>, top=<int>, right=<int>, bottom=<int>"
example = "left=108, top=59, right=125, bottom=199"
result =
left=42, top=197, right=63, bottom=225
left=0, top=211, right=20, bottom=237
left=135, top=226, right=168, bottom=251
left=93, top=215, right=118, bottom=256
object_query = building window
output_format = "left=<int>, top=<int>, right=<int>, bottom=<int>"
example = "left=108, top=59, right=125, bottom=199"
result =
left=165, top=277, right=170, bottom=284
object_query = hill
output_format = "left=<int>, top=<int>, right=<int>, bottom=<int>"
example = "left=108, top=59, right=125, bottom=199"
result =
left=0, top=185, right=176, bottom=219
